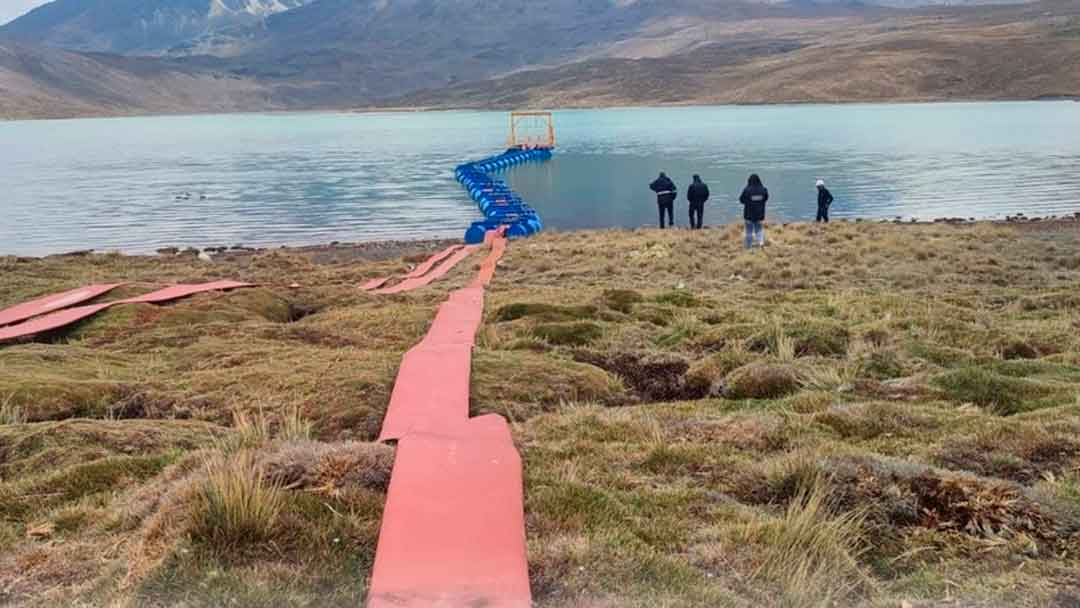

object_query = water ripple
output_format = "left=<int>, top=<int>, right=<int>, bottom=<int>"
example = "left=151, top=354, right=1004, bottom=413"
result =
left=2, top=103, right=1079, bottom=255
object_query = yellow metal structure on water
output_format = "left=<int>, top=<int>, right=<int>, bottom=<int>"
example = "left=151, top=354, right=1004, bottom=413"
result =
left=508, top=111, right=556, bottom=150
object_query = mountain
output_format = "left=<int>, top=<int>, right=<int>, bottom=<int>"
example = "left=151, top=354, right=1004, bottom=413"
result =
left=0, top=0, right=1077, bottom=119
left=395, top=7, right=1080, bottom=108
left=0, top=0, right=314, bottom=55
left=0, top=42, right=273, bottom=119
left=0, top=0, right=1029, bottom=58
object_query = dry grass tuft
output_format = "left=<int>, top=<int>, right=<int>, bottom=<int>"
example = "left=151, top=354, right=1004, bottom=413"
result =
left=737, top=482, right=872, bottom=607
left=191, top=451, right=284, bottom=550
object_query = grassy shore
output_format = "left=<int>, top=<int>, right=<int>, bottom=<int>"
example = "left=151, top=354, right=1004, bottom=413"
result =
left=1, top=220, right=1079, bottom=607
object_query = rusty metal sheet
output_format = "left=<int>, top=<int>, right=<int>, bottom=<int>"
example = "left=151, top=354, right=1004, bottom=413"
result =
left=367, top=416, right=531, bottom=608
left=0, top=281, right=253, bottom=344
left=0, top=284, right=124, bottom=327
left=0, top=303, right=114, bottom=343
left=470, top=235, right=507, bottom=288
left=373, top=246, right=480, bottom=295
left=360, top=277, right=392, bottom=291
left=121, top=281, right=253, bottom=304
left=418, top=287, right=485, bottom=348
left=361, top=245, right=465, bottom=292
left=369, top=235, right=531, bottom=606
left=404, top=245, right=466, bottom=279
left=377, top=343, right=474, bottom=442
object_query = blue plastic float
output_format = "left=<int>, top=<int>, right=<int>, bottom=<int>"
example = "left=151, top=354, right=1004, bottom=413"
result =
left=456, top=148, right=552, bottom=244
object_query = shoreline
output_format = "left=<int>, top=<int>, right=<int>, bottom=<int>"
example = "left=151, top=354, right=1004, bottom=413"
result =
left=4, top=215, right=1078, bottom=261
left=3, top=96, right=1079, bottom=124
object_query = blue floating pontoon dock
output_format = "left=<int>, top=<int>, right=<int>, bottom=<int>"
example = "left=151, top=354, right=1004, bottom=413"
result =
left=456, top=112, right=555, bottom=244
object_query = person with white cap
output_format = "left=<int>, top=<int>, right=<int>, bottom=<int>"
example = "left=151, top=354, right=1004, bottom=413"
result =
left=816, top=179, right=834, bottom=223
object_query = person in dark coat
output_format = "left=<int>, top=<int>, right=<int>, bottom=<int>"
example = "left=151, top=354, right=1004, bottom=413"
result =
left=739, top=173, right=769, bottom=249
left=649, top=172, right=677, bottom=228
left=815, top=179, right=834, bottom=223
left=686, top=175, right=710, bottom=229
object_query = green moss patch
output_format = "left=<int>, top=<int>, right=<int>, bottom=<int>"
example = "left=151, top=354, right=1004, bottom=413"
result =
left=532, top=322, right=604, bottom=346
left=494, top=302, right=599, bottom=323
left=723, top=363, right=802, bottom=400
left=933, top=367, right=1063, bottom=415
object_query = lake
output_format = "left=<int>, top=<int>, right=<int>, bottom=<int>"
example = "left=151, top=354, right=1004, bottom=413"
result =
left=2, top=102, right=1079, bottom=256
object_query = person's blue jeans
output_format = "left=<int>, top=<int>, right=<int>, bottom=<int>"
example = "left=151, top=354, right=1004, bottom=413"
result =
left=744, top=221, right=765, bottom=249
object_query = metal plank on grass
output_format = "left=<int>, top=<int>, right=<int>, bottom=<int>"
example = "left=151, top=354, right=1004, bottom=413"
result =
left=377, top=343, right=474, bottom=442
left=0, top=281, right=253, bottom=343
left=373, top=246, right=480, bottom=295
left=360, top=245, right=466, bottom=292
left=368, top=416, right=531, bottom=608
left=0, top=284, right=125, bottom=327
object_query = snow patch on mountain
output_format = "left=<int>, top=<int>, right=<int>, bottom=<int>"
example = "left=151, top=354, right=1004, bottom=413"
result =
left=208, top=0, right=309, bottom=22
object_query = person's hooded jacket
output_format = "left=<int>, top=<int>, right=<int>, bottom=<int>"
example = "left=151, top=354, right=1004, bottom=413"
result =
left=818, top=186, right=834, bottom=207
left=687, top=176, right=710, bottom=205
left=650, top=173, right=677, bottom=203
left=739, top=174, right=769, bottom=222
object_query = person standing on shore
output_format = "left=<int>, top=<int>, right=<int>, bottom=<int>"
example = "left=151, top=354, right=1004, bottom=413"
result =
left=816, top=179, right=834, bottom=223
left=739, top=174, right=769, bottom=249
left=687, top=175, right=710, bottom=229
left=649, top=172, right=678, bottom=229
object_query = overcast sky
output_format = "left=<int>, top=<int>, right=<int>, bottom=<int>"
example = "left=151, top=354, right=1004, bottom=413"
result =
left=0, top=0, right=49, bottom=25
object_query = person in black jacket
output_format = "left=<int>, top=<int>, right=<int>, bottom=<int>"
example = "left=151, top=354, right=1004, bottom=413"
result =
left=686, top=175, right=710, bottom=229
left=649, top=172, right=677, bottom=228
left=815, top=179, right=834, bottom=223
left=739, top=173, right=769, bottom=249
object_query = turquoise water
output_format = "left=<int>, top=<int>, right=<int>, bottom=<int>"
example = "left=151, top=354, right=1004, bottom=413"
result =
left=1, top=102, right=1079, bottom=255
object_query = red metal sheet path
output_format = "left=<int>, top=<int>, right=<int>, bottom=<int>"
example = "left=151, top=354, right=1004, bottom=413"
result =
left=360, top=245, right=465, bottom=292
left=373, top=245, right=480, bottom=295
left=0, top=281, right=253, bottom=343
left=471, top=233, right=507, bottom=288
left=121, top=281, right=252, bottom=304
left=367, top=418, right=530, bottom=608
left=368, top=234, right=531, bottom=607
left=403, top=245, right=466, bottom=279
left=360, top=277, right=392, bottom=291
left=0, top=284, right=124, bottom=327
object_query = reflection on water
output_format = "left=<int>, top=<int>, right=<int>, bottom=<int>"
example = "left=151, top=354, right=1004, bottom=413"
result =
left=1, top=102, right=1078, bottom=255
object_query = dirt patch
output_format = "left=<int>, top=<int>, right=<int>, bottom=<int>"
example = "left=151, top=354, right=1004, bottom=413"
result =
left=735, top=454, right=1066, bottom=544
left=572, top=350, right=707, bottom=402
left=936, top=426, right=1080, bottom=484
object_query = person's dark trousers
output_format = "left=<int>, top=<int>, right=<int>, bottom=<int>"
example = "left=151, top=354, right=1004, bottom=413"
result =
left=816, top=203, right=830, bottom=223
left=657, top=195, right=676, bottom=228
left=658, top=202, right=674, bottom=228
left=689, top=202, right=704, bottom=229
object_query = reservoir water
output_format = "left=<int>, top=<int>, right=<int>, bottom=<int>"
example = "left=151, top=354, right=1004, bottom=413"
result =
left=1, top=102, right=1079, bottom=256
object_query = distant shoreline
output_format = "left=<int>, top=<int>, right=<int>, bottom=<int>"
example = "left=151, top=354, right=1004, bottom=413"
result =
left=2, top=96, right=1078, bottom=124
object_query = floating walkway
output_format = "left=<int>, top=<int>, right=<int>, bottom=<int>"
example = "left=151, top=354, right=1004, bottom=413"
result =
left=457, top=147, right=552, bottom=244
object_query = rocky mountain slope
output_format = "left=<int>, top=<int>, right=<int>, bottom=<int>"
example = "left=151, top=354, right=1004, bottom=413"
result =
left=0, top=43, right=273, bottom=120
left=0, top=0, right=314, bottom=55
left=0, top=0, right=1077, bottom=118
